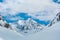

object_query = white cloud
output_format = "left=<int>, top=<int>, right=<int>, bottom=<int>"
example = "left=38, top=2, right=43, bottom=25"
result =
left=0, top=0, right=60, bottom=20
left=0, top=0, right=60, bottom=14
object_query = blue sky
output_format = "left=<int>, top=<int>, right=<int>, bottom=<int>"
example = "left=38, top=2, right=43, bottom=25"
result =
left=2, top=12, right=50, bottom=26
left=0, top=0, right=3, bottom=2
left=53, top=0, right=60, bottom=4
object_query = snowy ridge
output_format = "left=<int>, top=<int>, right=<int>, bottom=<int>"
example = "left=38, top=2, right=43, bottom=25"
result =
left=0, top=12, right=60, bottom=40
left=0, top=12, right=60, bottom=35
left=0, top=19, right=60, bottom=40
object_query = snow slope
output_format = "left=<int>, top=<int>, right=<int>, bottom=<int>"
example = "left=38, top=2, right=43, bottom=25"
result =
left=24, top=22, right=60, bottom=40
left=0, top=27, right=24, bottom=40
left=0, top=22, right=60, bottom=40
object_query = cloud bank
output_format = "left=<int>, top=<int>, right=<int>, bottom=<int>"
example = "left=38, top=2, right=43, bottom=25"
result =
left=0, top=0, right=60, bottom=22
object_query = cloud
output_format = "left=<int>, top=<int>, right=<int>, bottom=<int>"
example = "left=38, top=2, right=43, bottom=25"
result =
left=0, top=0, right=60, bottom=14
left=0, top=0, right=60, bottom=21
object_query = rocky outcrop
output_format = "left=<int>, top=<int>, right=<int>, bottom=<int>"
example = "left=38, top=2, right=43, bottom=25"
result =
left=0, top=15, right=13, bottom=29
left=48, top=12, right=60, bottom=27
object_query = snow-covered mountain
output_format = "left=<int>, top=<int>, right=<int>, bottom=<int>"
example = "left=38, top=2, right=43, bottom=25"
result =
left=0, top=12, right=60, bottom=35
left=0, top=11, right=60, bottom=40
left=0, top=17, right=60, bottom=40
left=0, top=15, right=44, bottom=35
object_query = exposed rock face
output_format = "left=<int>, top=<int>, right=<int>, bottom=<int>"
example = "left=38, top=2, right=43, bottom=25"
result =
left=0, top=15, right=13, bottom=29
left=48, top=12, right=60, bottom=27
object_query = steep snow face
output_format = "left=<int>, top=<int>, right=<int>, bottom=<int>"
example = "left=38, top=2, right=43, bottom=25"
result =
left=16, top=18, right=44, bottom=35
left=18, top=20, right=25, bottom=25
